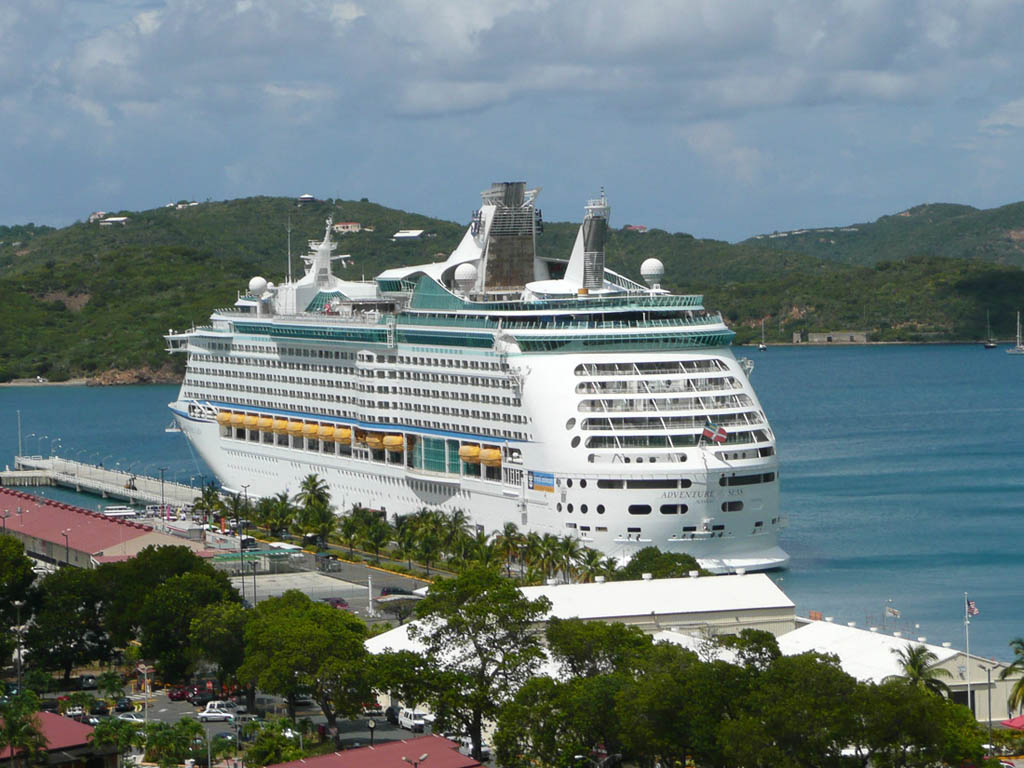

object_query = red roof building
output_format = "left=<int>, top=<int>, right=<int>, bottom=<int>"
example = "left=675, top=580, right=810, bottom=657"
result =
left=268, top=735, right=480, bottom=768
left=0, top=488, right=203, bottom=568
left=0, top=711, right=116, bottom=768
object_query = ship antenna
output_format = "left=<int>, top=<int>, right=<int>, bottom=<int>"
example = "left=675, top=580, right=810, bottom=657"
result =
left=287, top=215, right=293, bottom=283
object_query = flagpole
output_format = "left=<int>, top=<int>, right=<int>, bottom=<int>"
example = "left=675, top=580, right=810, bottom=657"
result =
left=965, top=591, right=972, bottom=716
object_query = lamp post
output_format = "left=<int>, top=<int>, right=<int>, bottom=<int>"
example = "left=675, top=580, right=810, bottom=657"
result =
left=979, top=663, right=994, bottom=755
left=251, top=560, right=258, bottom=605
left=13, top=599, right=24, bottom=691
left=402, top=754, right=428, bottom=768
left=49, top=437, right=62, bottom=457
left=61, top=528, right=70, bottom=565
left=158, top=467, right=167, bottom=516
left=239, top=485, right=249, bottom=604
left=367, top=718, right=375, bottom=746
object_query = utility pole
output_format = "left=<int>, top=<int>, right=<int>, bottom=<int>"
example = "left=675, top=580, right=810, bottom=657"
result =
left=158, top=467, right=167, bottom=517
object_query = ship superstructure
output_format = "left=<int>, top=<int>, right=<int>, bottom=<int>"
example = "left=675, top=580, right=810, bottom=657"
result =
left=166, top=182, right=787, bottom=572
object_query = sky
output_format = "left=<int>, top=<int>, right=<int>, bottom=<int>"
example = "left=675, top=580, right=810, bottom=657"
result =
left=4, top=1, right=1024, bottom=242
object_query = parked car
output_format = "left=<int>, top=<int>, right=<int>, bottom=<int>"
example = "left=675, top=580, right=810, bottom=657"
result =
left=79, top=674, right=97, bottom=690
left=322, top=597, right=349, bottom=610
left=89, top=701, right=109, bottom=715
left=167, top=687, right=189, bottom=701
left=115, top=698, right=133, bottom=713
left=117, top=712, right=145, bottom=723
left=39, top=699, right=59, bottom=712
left=380, top=586, right=415, bottom=597
left=385, top=705, right=399, bottom=726
left=187, top=690, right=216, bottom=707
left=398, top=708, right=427, bottom=732
left=197, top=703, right=235, bottom=722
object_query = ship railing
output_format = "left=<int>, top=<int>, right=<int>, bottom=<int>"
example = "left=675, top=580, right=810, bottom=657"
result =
left=391, top=312, right=723, bottom=332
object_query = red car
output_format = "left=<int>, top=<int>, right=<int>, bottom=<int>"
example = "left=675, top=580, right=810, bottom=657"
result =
left=167, top=687, right=189, bottom=701
left=322, top=597, right=349, bottom=610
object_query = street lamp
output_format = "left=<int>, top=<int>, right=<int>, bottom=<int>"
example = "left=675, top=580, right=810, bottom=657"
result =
left=251, top=560, right=257, bottom=605
left=367, top=718, right=375, bottom=746
left=979, top=664, right=994, bottom=755
left=61, top=529, right=70, bottom=565
left=12, top=599, right=24, bottom=690
left=402, top=754, right=429, bottom=768
left=158, top=467, right=168, bottom=516
left=239, top=485, right=249, bottom=604
left=49, top=437, right=62, bottom=457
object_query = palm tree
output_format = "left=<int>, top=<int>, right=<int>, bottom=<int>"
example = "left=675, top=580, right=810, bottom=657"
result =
left=265, top=492, right=295, bottom=537
left=91, top=718, right=140, bottom=768
left=191, top=482, right=224, bottom=526
left=442, top=509, right=473, bottom=559
left=537, top=533, right=561, bottom=581
left=413, top=509, right=445, bottom=574
left=0, top=691, right=46, bottom=768
left=361, top=518, right=393, bottom=564
left=96, top=670, right=124, bottom=703
left=554, top=536, right=583, bottom=582
left=494, top=522, right=525, bottom=577
left=575, top=547, right=607, bottom=583
left=293, top=474, right=331, bottom=511
left=296, top=500, right=337, bottom=547
left=1000, top=637, right=1024, bottom=714
left=886, top=643, right=952, bottom=695
left=337, top=515, right=361, bottom=556
left=393, top=514, right=418, bottom=569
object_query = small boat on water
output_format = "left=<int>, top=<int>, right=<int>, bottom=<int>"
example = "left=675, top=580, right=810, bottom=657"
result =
left=759, top=319, right=767, bottom=351
left=1008, top=311, right=1024, bottom=355
left=983, top=310, right=997, bottom=349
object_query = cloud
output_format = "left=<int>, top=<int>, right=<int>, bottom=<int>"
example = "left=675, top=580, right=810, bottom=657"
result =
left=681, top=122, right=767, bottom=186
left=979, top=98, right=1024, bottom=134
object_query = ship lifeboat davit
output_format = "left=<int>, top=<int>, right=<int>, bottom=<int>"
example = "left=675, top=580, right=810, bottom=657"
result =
left=318, top=424, right=335, bottom=440
left=302, top=422, right=319, bottom=437
left=365, top=433, right=384, bottom=451
left=272, top=418, right=289, bottom=434
left=243, top=414, right=259, bottom=428
left=383, top=435, right=405, bottom=452
left=216, top=411, right=232, bottom=426
left=257, top=416, right=273, bottom=430
left=286, top=420, right=304, bottom=435
left=230, top=412, right=246, bottom=426
left=480, top=448, right=502, bottom=468
left=334, top=427, right=352, bottom=442
left=459, top=444, right=481, bottom=464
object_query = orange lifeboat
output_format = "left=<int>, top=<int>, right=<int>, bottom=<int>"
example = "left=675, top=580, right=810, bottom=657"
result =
left=334, top=427, right=352, bottom=442
left=480, top=448, right=502, bottom=468
left=230, top=413, right=246, bottom=426
left=318, top=424, right=335, bottom=440
left=272, top=418, right=289, bottom=434
left=243, top=414, right=259, bottom=428
left=365, top=433, right=384, bottom=451
left=383, top=435, right=405, bottom=452
left=286, top=420, right=304, bottom=435
left=216, top=411, right=232, bottom=426
left=302, top=422, right=319, bottom=437
left=458, top=444, right=481, bottom=464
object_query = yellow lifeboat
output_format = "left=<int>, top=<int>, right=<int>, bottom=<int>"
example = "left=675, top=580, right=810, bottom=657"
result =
left=272, top=418, right=289, bottom=434
left=257, top=416, right=273, bottom=430
left=302, top=422, right=319, bottom=437
left=365, top=432, right=384, bottom=451
left=244, top=414, right=259, bottom=428
left=318, top=424, right=335, bottom=440
left=354, top=430, right=367, bottom=443
left=216, top=411, right=232, bottom=426
left=334, top=427, right=352, bottom=442
left=383, top=435, right=405, bottom=452
left=459, top=444, right=481, bottom=464
left=286, top=420, right=304, bottom=435
left=230, top=412, right=246, bottom=426
left=480, top=448, right=502, bottom=468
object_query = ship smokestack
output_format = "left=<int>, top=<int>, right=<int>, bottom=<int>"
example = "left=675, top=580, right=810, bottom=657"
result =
left=582, top=189, right=610, bottom=289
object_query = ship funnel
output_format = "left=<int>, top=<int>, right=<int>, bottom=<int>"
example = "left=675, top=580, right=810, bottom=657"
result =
left=582, top=189, right=610, bottom=289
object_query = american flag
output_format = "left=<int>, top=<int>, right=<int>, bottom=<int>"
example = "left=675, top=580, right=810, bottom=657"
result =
left=702, top=422, right=728, bottom=444
left=967, top=598, right=979, bottom=617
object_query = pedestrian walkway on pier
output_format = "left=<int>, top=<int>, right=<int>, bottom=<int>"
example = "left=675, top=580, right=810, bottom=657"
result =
left=4, top=455, right=198, bottom=509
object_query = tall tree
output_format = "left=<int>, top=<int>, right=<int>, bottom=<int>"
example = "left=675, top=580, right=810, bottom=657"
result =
left=0, top=535, right=35, bottom=666
left=1000, top=637, right=1024, bottom=714
left=293, top=474, right=330, bottom=512
left=238, top=590, right=370, bottom=728
left=188, top=601, right=249, bottom=691
left=399, top=565, right=551, bottom=761
left=90, top=718, right=143, bottom=768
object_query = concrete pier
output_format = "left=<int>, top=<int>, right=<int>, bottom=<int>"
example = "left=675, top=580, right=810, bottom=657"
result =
left=8, top=455, right=200, bottom=509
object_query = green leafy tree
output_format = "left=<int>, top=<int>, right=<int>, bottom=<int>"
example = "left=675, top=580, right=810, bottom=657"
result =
left=716, top=628, right=782, bottom=673
left=0, top=534, right=35, bottom=664
left=138, top=570, right=238, bottom=682
left=885, top=643, right=952, bottom=696
left=25, top=568, right=110, bottom=683
left=611, top=546, right=704, bottom=580
left=390, top=565, right=552, bottom=761
left=96, top=670, right=125, bottom=702
left=238, top=590, right=370, bottom=727
left=293, top=474, right=330, bottom=513
left=545, top=617, right=652, bottom=679
left=188, top=600, right=249, bottom=691
left=360, top=517, right=392, bottom=563
left=90, top=717, right=143, bottom=768
left=264, top=492, right=295, bottom=537
left=0, top=691, right=45, bottom=768
left=142, top=718, right=206, bottom=768
left=244, top=719, right=304, bottom=767
left=191, top=482, right=225, bottom=526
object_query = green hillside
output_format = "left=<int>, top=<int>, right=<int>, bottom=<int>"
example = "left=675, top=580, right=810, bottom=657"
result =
left=1, top=195, right=1023, bottom=382
left=742, top=201, right=1024, bottom=267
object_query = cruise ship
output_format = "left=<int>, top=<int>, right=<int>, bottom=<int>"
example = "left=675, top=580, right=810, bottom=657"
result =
left=166, top=182, right=787, bottom=572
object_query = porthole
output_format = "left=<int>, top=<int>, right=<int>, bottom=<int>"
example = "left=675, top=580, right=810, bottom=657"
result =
left=571, top=436, right=581, bottom=448
left=597, top=504, right=605, bottom=514
left=628, top=504, right=652, bottom=515
left=565, top=418, right=576, bottom=430
left=556, top=503, right=562, bottom=511
left=566, top=479, right=573, bottom=488
left=580, top=479, right=587, bottom=489
left=567, top=503, right=574, bottom=513
left=581, top=504, right=588, bottom=513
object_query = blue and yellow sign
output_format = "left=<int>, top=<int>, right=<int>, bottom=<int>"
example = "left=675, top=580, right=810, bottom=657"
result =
left=528, top=471, right=555, bottom=492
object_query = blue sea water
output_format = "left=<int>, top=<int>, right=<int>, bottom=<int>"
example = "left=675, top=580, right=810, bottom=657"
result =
left=1, top=345, right=1021, bottom=660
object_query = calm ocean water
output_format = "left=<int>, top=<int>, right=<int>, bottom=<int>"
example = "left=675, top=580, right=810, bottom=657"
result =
left=1, top=345, right=1021, bottom=660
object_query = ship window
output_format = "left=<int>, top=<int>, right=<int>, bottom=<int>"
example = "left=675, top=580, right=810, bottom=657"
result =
left=579, top=479, right=587, bottom=488
left=721, top=501, right=744, bottom=512
left=580, top=504, right=588, bottom=513
left=566, top=479, right=573, bottom=488
left=565, top=418, right=576, bottom=430
left=567, top=504, right=574, bottom=512
left=683, top=526, right=697, bottom=532
left=571, top=436, right=581, bottom=448
left=712, top=524, right=725, bottom=531
left=754, top=520, right=763, bottom=527
left=597, top=505, right=605, bottom=514
left=626, top=479, right=677, bottom=489
left=628, top=504, right=651, bottom=515
left=627, top=527, right=641, bottom=533
left=597, top=480, right=623, bottom=489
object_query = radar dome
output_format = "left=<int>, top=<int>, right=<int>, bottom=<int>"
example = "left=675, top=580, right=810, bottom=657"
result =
left=640, top=258, right=664, bottom=287
left=453, top=262, right=478, bottom=294
left=248, top=276, right=268, bottom=295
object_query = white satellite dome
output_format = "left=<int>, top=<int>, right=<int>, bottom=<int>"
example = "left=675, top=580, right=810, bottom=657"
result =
left=640, top=258, right=664, bottom=287
left=453, top=262, right=478, bottom=294
left=248, top=276, right=268, bottom=295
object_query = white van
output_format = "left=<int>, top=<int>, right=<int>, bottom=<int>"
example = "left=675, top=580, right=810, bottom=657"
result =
left=398, top=708, right=427, bottom=732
